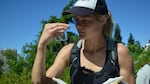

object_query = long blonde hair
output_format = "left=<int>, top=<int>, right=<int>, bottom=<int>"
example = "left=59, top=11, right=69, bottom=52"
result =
left=94, top=11, right=114, bottom=39
left=103, top=11, right=113, bottom=39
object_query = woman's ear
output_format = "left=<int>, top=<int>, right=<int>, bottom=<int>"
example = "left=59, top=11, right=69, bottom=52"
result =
left=98, top=15, right=108, bottom=24
left=102, top=15, right=108, bottom=22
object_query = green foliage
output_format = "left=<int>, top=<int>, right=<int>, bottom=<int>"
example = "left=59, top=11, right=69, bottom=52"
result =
left=0, top=58, right=4, bottom=77
left=0, top=49, right=17, bottom=61
left=113, top=24, right=122, bottom=43
left=128, top=44, right=143, bottom=56
left=0, top=49, right=31, bottom=83
left=0, top=67, right=32, bottom=84
left=62, top=0, right=75, bottom=12
left=128, top=33, right=135, bottom=45
left=127, top=35, right=143, bottom=62
left=134, top=51, right=150, bottom=73
left=61, top=67, right=70, bottom=83
left=22, top=41, right=38, bottom=70
left=127, top=35, right=150, bottom=73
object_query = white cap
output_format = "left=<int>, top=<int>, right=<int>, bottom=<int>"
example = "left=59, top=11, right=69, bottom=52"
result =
left=63, top=0, right=108, bottom=16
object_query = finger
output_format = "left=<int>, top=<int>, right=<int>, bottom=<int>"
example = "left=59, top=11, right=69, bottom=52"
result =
left=55, top=23, right=69, bottom=28
left=54, top=25, right=69, bottom=31
left=45, top=23, right=69, bottom=34
left=50, top=26, right=66, bottom=34
left=45, top=23, right=69, bottom=29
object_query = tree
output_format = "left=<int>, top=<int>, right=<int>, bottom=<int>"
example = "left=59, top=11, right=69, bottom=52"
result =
left=114, top=24, right=122, bottom=43
left=0, top=54, right=6, bottom=77
left=128, top=33, right=135, bottom=46
left=0, top=49, right=30, bottom=83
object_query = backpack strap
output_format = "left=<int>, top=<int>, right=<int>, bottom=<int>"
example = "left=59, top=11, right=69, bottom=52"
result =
left=95, top=39, right=119, bottom=80
left=107, top=39, right=119, bottom=73
left=70, top=40, right=82, bottom=84
left=70, top=40, right=82, bottom=66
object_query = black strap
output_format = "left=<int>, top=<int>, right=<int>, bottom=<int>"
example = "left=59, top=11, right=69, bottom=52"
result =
left=70, top=40, right=82, bottom=84
left=108, top=39, right=118, bottom=65
left=70, top=40, right=82, bottom=66
left=108, top=39, right=119, bottom=73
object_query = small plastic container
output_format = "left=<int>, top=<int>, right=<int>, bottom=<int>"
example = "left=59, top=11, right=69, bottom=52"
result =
left=54, top=30, right=68, bottom=41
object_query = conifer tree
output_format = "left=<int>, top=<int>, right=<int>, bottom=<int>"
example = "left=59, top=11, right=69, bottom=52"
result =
left=114, top=24, right=122, bottom=43
left=128, top=33, right=135, bottom=45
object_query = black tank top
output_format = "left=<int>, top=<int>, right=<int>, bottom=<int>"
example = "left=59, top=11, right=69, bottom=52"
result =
left=70, top=39, right=120, bottom=84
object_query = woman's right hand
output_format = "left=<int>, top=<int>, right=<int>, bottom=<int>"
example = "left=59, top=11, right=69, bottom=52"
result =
left=38, top=23, right=69, bottom=46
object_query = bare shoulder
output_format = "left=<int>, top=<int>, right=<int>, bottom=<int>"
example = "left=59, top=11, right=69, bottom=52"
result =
left=117, top=43, right=135, bottom=84
left=117, top=43, right=130, bottom=55
left=117, top=43, right=132, bottom=64
left=59, top=43, right=74, bottom=54
left=56, top=43, right=74, bottom=65
left=46, top=43, right=74, bottom=78
left=59, top=43, right=74, bottom=52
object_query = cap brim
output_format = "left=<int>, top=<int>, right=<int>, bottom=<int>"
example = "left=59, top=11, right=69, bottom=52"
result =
left=62, top=7, right=95, bottom=16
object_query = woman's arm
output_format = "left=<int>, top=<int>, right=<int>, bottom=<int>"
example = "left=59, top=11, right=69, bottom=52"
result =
left=46, top=44, right=73, bottom=78
left=32, top=23, right=69, bottom=84
left=117, top=43, right=135, bottom=84
left=32, top=43, right=55, bottom=84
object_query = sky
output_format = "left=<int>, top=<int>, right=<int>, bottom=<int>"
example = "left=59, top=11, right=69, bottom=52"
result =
left=0, top=0, right=150, bottom=54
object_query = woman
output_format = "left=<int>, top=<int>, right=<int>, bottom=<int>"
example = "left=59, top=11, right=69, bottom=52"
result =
left=32, top=0, right=135, bottom=84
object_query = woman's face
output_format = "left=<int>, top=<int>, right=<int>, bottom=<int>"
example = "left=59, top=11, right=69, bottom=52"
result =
left=75, top=14, right=104, bottom=39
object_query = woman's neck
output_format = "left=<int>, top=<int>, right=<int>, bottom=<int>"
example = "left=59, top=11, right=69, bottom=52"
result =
left=82, top=37, right=107, bottom=54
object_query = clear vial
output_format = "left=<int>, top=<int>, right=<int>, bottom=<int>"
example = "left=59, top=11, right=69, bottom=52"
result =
left=54, top=30, right=68, bottom=41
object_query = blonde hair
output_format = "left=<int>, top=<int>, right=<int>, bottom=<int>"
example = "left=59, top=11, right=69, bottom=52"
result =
left=103, top=11, right=113, bottom=39
left=94, top=11, right=114, bottom=39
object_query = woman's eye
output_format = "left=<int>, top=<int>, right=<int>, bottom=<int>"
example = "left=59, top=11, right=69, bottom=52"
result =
left=75, top=18, right=91, bottom=26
